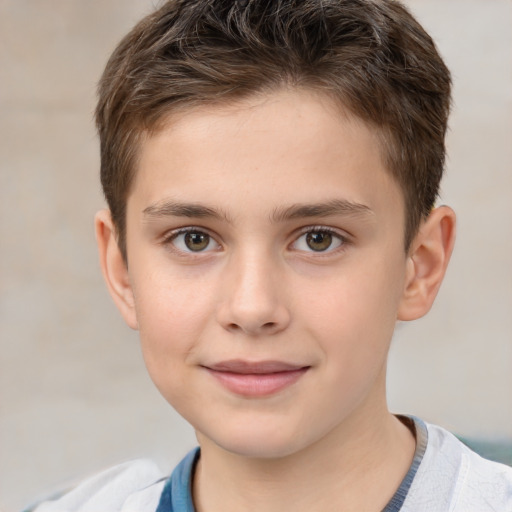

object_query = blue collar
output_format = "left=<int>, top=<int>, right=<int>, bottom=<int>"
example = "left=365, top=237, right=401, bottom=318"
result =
left=155, top=448, right=199, bottom=512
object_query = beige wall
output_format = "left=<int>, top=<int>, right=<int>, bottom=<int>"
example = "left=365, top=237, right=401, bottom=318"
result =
left=1, top=1, right=510, bottom=510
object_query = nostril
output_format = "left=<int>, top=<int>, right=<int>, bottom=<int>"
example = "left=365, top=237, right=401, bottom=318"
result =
left=225, top=321, right=278, bottom=334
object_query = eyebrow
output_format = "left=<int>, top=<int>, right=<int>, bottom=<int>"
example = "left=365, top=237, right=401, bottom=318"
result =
left=271, top=199, right=374, bottom=222
left=142, top=198, right=373, bottom=223
left=143, top=200, right=232, bottom=222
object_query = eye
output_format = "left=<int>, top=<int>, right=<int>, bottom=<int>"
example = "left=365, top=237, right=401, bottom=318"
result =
left=292, top=228, right=345, bottom=253
left=168, top=229, right=220, bottom=253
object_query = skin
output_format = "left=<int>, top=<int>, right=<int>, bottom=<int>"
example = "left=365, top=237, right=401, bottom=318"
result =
left=96, top=89, right=455, bottom=511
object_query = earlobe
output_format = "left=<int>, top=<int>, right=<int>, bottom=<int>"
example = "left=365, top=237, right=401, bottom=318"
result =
left=95, top=210, right=139, bottom=330
left=397, top=206, right=456, bottom=321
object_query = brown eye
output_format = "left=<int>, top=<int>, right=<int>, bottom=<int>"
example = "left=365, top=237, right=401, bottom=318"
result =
left=164, top=227, right=218, bottom=256
left=306, top=231, right=333, bottom=251
left=292, top=229, right=344, bottom=253
left=184, top=232, right=210, bottom=251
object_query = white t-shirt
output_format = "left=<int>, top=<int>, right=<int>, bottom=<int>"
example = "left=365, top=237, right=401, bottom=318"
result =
left=26, top=417, right=512, bottom=512
left=402, top=419, right=512, bottom=511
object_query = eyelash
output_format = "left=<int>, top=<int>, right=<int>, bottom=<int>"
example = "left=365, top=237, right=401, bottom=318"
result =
left=162, top=227, right=221, bottom=256
left=161, top=225, right=350, bottom=256
left=291, top=226, right=349, bottom=254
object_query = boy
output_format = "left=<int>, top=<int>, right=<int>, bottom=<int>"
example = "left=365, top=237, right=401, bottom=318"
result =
left=32, top=0, right=512, bottom=511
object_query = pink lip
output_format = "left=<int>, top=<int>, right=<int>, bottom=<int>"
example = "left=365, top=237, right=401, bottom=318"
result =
left=203, top=360, right=309, bottom=397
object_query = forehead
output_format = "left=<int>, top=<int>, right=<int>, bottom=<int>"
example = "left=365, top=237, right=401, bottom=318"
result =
left=129, top=89, right=404, bottom=225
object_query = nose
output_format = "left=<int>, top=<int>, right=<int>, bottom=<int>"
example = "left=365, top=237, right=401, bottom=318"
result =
left=216, top=251, right=291, bottom=336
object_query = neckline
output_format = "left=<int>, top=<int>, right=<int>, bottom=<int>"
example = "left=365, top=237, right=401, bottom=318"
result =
left=156, top=415, right=428, bottom=512
left=381, top=415, right=428, bottom=511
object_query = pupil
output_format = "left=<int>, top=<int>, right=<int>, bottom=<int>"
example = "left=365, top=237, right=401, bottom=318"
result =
left=185, top=232, right=209, bottom=251
left=306, top=232, right=332, bottom=251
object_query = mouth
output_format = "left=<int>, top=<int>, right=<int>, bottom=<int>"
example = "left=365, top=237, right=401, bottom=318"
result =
left=202, top=360, right=310, bottom=397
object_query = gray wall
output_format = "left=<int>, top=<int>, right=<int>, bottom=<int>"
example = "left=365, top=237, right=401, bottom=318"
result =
left=1, top=1, right=511, bottom=510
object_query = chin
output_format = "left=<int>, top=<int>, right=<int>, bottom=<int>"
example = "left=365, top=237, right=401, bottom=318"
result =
left=201, top=421, right=314, bottom=460
left=220, top=438, right=303, bottom=460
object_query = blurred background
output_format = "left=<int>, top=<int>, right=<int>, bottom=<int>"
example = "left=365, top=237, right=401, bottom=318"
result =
left=0, top=0, right=511, bottom=510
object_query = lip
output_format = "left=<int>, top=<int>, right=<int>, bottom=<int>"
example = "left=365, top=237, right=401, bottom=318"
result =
left=203, top=359, right=309, bottom=397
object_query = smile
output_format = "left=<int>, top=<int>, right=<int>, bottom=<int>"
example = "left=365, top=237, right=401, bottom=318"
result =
left=203, top=360, right=310, bottom=397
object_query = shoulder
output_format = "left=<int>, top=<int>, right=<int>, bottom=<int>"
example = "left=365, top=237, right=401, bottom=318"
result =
left=26, top=459, right=166, bottom=512
left=404, top=419, right=512, bottom=512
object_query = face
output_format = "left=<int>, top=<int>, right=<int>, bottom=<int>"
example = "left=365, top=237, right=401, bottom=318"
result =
left=122, top=90, right=411, bottom=458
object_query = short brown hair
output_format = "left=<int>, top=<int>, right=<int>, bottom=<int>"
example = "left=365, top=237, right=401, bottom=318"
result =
left=96, top=0, right=451, bottom=259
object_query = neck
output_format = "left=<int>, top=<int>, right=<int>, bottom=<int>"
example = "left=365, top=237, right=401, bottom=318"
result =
left=193, top=399, right=415, bottom=512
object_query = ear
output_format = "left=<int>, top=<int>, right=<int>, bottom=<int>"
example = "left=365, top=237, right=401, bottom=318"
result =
left=95, top=209, right=138, bottom=330
left=397, top=206, right=456, bottom=321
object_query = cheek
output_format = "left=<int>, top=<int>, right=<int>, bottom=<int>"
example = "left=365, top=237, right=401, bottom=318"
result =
left=131, top=268, right=215, bottom=371
left=299, top=257, right=405, bottom=369
left=133, top=278, right=215, bottom=414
